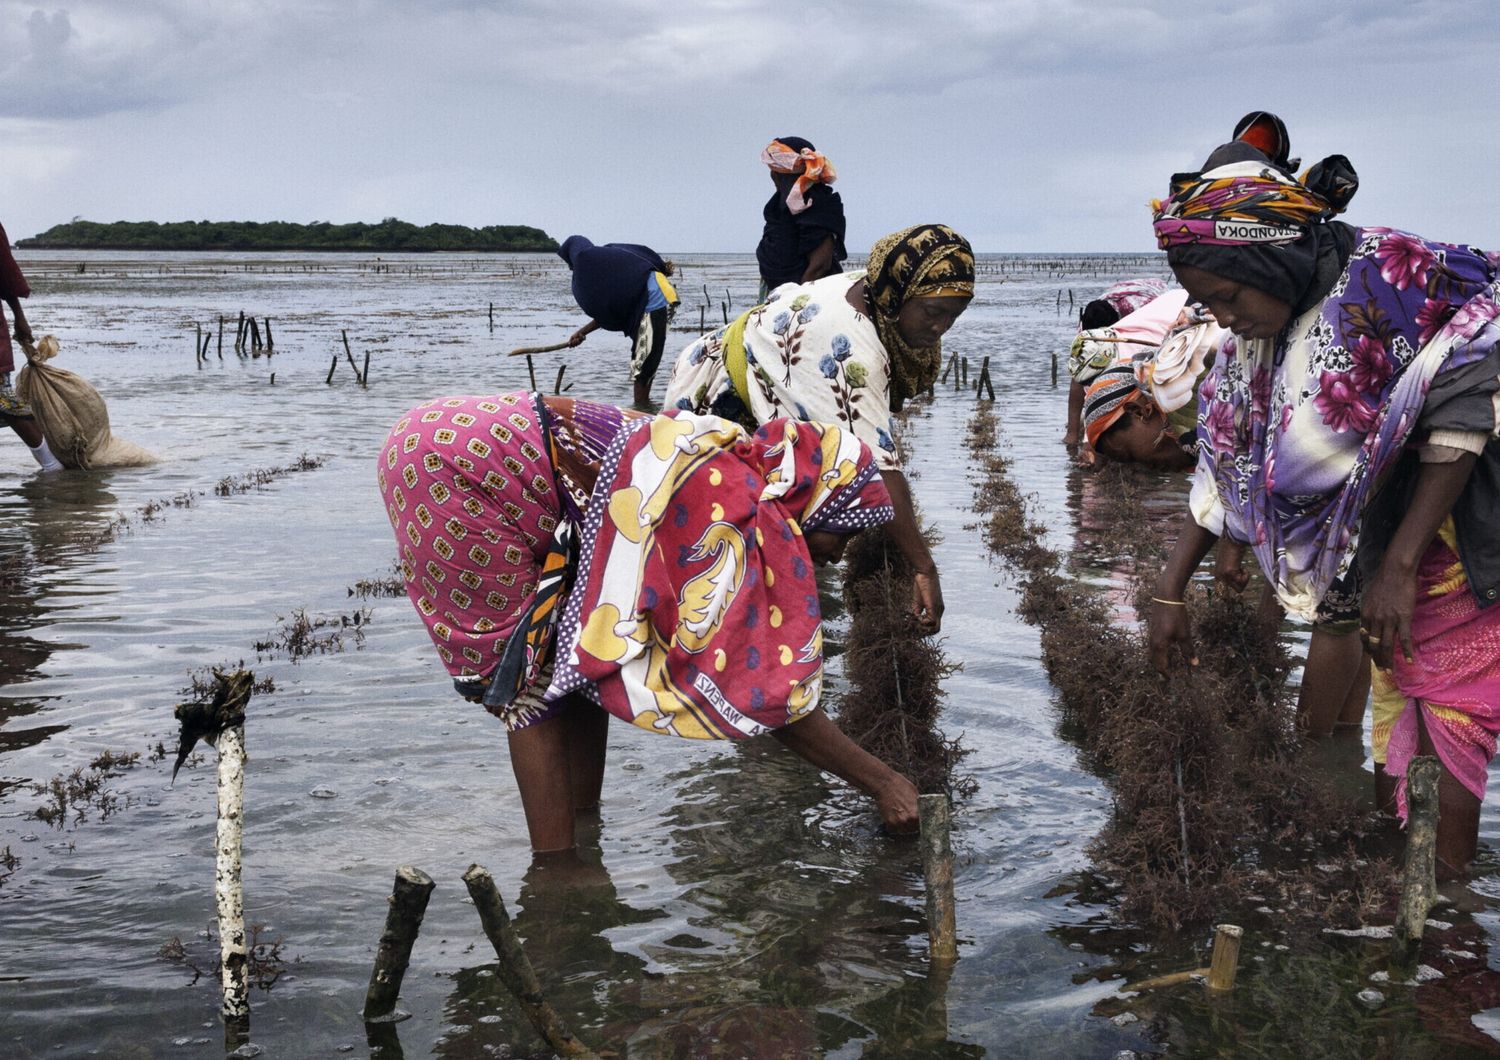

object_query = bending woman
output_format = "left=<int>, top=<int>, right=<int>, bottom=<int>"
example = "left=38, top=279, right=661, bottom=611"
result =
left=378, top=392, right=918, bottom=851
left=665, top=223, right=974, bottom=632
left=558, top=235, right=679, bottom=406
left=1145, top=129, right=1500, bottom=876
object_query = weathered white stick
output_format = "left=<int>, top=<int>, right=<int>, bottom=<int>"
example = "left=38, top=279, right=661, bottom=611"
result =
left=919, top=794, right=958, bottom=963
left=215, top=723, right=249, bottom=1019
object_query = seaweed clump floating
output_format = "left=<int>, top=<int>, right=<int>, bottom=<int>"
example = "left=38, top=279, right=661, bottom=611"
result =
left=967, top=405, right=1386, bottom=929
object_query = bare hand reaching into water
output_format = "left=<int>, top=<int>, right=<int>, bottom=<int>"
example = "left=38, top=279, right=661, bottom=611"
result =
left=1147, top=599, right=1196, bottom=672
left=874, top=773, right=920, bottom=834
left=912, top=568, right=944, bottom=633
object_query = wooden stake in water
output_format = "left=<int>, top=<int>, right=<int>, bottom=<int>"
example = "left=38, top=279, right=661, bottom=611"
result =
left=919, top=794, right=958, bottom=963
left=526, top=353, right=538, bottom=392
left=461, top=865, right=599, bottom=1059
left=1206, top=924, right=1242, bottom=992
left=363, top=865, right=436, bottom=1022
left=1050, top=351, right=1058, bottom=387
left=172, top=670, right=256, bottom=1025
left=215, top=721, right=249, bottom=1020
left=1392, top=755, right=1441, bottom=967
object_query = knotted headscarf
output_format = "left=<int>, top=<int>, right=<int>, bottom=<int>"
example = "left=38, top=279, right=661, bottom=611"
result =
left=1082, top=364, right=1145, bottom=449
left=1152, top=133, right=1359, bottom=313
left=864, top=224, right=975, bottom=410
left=762, top=138, right=838, bottom=216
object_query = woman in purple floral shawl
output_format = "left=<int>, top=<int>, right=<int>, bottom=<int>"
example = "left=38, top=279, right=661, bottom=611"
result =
left=1146, top=123, right=1500, bottom=878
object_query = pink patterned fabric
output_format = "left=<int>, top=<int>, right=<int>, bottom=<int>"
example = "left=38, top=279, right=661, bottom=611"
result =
left=377, top=392, right=560, bottom=680
left=1383, top=534, right=1500, bottom=821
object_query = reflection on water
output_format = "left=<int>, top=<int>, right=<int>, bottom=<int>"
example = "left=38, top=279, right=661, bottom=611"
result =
left=3, top=250, right=1497, bottom=1056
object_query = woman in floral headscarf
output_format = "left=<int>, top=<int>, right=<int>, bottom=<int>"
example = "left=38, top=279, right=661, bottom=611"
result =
left=378, top=391, right=917, bottom=852
left=665, top=223, right=974, bottom=632
left=1145, top=117, right=1500, bottom=877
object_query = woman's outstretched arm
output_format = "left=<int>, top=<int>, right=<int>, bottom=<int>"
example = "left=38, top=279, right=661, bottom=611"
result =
left=772, top=708, right=919, bottom=833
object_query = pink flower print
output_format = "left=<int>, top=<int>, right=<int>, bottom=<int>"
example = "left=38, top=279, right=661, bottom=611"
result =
left=1374, top=232, right=1435, bottom=291
left=1203, top=400, right=1238, bottom=454
left=1347, top=335, right=1392, bottom=397
left=1314, top=371, right=1377, bottom=434
left=1414, top=299, right=1454, bottom=345
left=1249, top=365, right=1272, bottom=422
left=1279, top=404, right=1294, bottom=432
left=1263, top=453, right=1277, bottom=494
left=1440, top=294, right=1500, bottom=342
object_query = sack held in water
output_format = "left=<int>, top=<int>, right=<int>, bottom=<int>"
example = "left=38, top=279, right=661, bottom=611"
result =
left=16, top=337, right=157, bottom=469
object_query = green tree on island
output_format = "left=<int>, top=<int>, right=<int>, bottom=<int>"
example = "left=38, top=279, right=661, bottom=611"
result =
left=17, top=219, right=558, bottom=252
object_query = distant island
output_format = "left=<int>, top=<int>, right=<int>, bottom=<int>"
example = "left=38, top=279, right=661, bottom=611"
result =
left=18, top=218, right=559, bottom=253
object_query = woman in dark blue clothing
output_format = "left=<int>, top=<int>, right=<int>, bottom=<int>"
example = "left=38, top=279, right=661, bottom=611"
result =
left=559, top=235, right=679, bottom=406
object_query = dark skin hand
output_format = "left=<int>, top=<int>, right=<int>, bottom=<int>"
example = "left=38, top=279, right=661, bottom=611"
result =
left=1361, top=453, right=1478, bottom=668
left=1147, top=514, right=1219, bottom=672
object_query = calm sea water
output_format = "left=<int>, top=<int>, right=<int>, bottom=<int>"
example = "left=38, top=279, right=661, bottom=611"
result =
left=2, top=250, right=1498, bottom=1058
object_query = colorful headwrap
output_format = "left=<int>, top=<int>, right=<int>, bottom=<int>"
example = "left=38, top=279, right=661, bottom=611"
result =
left=1082, top=363, right=1145, bottom=449
left=1153, top=130, right=1360, bottom=313
left=865, top=224, right=976, bottom=410
left=548, top=412, right=893, bottom=741
left=762, top=138, right=838, bottom=216
left=1151, top=160, right=1337, bottom=249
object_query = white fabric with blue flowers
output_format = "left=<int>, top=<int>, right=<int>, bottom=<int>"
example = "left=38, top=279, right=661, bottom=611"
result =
left=663, top=272, right=898, bottom=470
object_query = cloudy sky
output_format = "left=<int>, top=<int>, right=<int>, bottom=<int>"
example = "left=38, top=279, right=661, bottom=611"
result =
left=2, top=0, right=1497, bottom=253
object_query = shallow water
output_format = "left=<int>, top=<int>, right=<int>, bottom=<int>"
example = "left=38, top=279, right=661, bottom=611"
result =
left=2, top=250, right=1499, bottom=1058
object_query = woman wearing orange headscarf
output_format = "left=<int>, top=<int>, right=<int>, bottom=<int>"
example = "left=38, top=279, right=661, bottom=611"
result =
left=756, top=137, right=847, bottom=297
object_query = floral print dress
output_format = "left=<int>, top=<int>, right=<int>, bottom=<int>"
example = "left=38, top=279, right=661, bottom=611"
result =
left=663, top=272, right=899, bottom=471
left=1189, top=227, right=1500, bottom=620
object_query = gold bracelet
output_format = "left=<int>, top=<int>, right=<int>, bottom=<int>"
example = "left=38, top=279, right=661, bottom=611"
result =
left=1150, top=597, right=1187, bottom=606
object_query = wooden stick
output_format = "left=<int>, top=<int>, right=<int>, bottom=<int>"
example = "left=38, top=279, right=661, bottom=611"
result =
left=195, top=323, right=202, bottom=364
left=361, top=351, right=370, bottom=386
left=342, top=330, right=362, bottom=382
left=508, top=342, right=571, bottom=357
left=235, top=311, right=246, bottom=353
left=217, top=316, right=224, bottom=359
left=461, top=865, right=599, bottom=1058
left=488, top=302, right=494, bottom=332
left=526, top=354, right=538, bottom=392
left=363, top=865, right=436, bottom=1022
left=919, top=794, right=958, bottom=963
left=215, top=722, right=249, bottom=1019
left=248, top=317, right=262, bottom=352
left=264, top=318, right=273, bottom=352
left=326, top=353, right=338, bottom=385
left=941, top=352, right=956, bottom=385
left=1050, top=352, right=1058, bottom=387
left=960, top=357, right=969, bottom=387
left=553, top=364, right=567, bottom=394
left=1206, top=923, right=1243, bottom=992
left=1392, top=755, right=1441, bottom=968
left=1127, top=967, right=1208, bottom=992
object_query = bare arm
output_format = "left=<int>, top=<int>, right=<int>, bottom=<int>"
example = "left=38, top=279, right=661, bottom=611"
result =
left=772, top=707, right=918, bottom=832
left=568, top=319, right=601, bottom=347
left=1147, top=514, right=1219, bottom=671
left=6, top=296, right=30, bottom=344
left=1064, top=379, right=1086, bottom=445
left=800, top=234, right=838, bottom=284
left=1361, top=453, right=1478, bottom=667
left=879, top=467, right=943, bottom=632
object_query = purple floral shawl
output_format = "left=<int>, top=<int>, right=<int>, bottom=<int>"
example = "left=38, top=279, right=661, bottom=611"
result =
left=1190, top=227, right=1500, bottom=619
